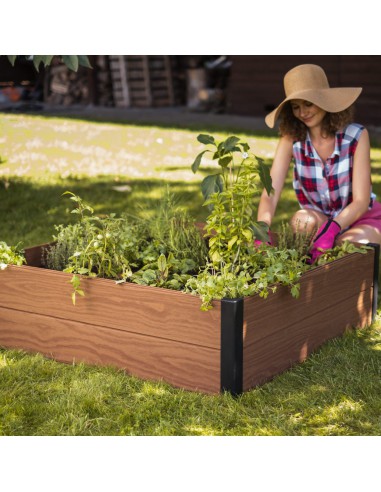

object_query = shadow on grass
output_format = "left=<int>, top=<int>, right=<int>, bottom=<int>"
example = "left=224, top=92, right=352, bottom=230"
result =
left=0, top=174, right=299, bottom=247
left=1, top=109, right=278, bottom=139
left=0, top=176, right=202, bottom=246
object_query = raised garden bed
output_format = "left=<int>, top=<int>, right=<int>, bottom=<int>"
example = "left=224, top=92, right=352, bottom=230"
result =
left=0, top=242, right=378, bottom=395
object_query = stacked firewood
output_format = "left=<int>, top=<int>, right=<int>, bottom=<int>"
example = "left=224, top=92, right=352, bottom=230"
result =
left=44, top=56, right=114, bottom=106
left=44, top=59, right=89, bottom=105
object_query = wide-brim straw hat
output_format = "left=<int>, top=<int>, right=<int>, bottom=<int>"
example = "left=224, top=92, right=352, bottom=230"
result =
left=265, top=64, right=362, bottom=128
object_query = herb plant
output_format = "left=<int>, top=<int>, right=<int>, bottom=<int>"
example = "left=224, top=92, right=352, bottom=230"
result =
left=37, top=134, right=371, bottom=310
left=0, top=241, right=25, bottom=270
left=185, top=134, right=308, bottom=309
left=44, top=191, right=207, bottom=303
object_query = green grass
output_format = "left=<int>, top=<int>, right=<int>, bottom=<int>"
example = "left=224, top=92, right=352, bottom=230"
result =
left=1, top=324, right=381, bottom=436
left=1, top=112, right=381, bottom=436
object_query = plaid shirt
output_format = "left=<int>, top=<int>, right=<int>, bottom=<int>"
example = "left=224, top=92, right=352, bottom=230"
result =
left=292, top=123, right=370, bottom=218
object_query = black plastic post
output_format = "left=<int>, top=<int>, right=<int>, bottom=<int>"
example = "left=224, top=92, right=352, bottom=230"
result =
left=220, top=298, right=244, bottom=396
left=368, top=243, right=380, bottom=321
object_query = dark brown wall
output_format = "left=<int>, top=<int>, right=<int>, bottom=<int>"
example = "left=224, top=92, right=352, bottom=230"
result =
left=226, top=55, right=381, bottom=126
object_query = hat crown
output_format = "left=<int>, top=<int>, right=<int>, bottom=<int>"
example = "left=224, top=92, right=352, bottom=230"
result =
left=284, top=64, right=330, bottom=97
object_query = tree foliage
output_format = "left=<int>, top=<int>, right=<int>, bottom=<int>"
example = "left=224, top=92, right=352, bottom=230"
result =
left=5, top=55, right=92, bottom=72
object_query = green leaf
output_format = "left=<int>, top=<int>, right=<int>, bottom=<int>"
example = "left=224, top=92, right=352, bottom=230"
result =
left=191, top=150, right=209, bottom=173
left=218, top=155, right=232, bottom=168
left=257, top=157, right=273, bottom=195
left=251, top=221, right=270, bottom=242
left=157, top=253, right=167, bottom=272
left=32, top=55, right=54, bottom=71
left=61, top=55, right=79, bottom=72
left=78, top=55, right=92, bottom=69
left=291, top=284, right=300, bottom=298
left=222, top=136, right=240, bottom=152
left=242, top=229, right=253, bottom=241
left=197, top=134, right=215, bottom=146
left=228, top=236, right=238, bottom=250
left=239, top=142, right=250, bottom=152
left=201, top=174, right=224, bottom=201
left=6, top=55, right=17, bottom=66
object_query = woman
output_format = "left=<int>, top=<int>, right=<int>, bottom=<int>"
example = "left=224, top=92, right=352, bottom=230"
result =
left=257, top=63, right=381, bottom=262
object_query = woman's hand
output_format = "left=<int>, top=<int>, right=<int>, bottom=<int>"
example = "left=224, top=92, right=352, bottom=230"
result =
left=308, top=219, right=341, bottom=263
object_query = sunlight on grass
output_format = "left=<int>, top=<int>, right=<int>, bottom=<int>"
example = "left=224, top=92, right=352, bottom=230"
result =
left=0, top=356, right=8, bottom=368
left=0, top=114, right=278, bottom=182
left=1, top=113, right=381, bottom=437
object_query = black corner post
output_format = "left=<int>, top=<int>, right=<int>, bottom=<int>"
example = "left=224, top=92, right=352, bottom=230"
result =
left=368, top=243, right=380, bottom=322
left=220, top=298, right=244, bottom=396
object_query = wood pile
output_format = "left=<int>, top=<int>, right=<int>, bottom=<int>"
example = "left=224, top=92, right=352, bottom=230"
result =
left=44, top=56, right=114, bottom=106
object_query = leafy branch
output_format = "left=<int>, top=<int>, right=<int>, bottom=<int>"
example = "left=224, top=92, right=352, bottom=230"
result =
left=5, top=55, right=92, bottom=72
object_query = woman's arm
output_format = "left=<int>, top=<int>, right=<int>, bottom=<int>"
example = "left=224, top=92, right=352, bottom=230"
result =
left=257, top=135, right=293, bottom=226
left=334, top=128, right=372, bottom=230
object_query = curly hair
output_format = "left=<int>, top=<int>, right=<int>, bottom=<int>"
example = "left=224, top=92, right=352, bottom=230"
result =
left=278, top=102, right=355, bottom=141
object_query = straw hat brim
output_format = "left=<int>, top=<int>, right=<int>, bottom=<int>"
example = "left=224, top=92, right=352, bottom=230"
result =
left=265, top=87, right=362, bottom=128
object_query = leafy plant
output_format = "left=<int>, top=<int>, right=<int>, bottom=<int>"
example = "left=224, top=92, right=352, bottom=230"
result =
left=185, top=244, right=308, bottom=310
left=0, top=241, right=25, bottom=270
left=191, top=134, right=273, bottom=269
left=315, top=241, right=370, bottom=266
left=276, top=221, right=316, bottom=260
left=5, top=55, right=92, bottom=72
left=44, top=191, right=207, bottom=303
left=187, top=134, right=308, bottom=309
left=141, top=189, right=208, bottom=267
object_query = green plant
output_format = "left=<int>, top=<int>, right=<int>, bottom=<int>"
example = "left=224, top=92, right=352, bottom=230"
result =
left=0, top=241, right=25, bottom=270
left=141, top=189, right=208, bottom=267
left=185, top=245, right=307, bottom=310
left=57, top=193, right=137, bottom=301
left=276, top=220, right=316, bottom=260
left=45, top=191, right=207, bottom=303
left=187, top=134, right=310, bottom=309
left=315, top=240, right=370, bottom=265
left=192, top=134, right=273, bottom=269
left=43, top=223, right=84, bottom=271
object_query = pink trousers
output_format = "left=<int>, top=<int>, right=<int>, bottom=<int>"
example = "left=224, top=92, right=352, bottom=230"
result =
left=349, top=200, right=381, bottom=233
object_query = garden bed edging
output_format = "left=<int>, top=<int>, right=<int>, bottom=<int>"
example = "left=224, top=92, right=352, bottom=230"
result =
left=0, top=243, right=378, bottom=395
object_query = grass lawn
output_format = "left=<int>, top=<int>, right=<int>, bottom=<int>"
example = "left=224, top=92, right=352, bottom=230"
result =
left=1, top=112, right=381, bottom=437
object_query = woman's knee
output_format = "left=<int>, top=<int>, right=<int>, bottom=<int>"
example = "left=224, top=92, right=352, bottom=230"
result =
left=338, top=225, right=381, bottom=245
left=290, top=210, right=325, bottom=234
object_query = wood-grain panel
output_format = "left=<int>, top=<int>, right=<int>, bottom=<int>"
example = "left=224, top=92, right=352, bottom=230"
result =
left=243, top=251, right=374, bottom=347
left=0, top=265, right=221, bottom=349
left=0, top=306, right=220, bottom=394
left=242, top=289, right=372, bottom=390
left=242, top=251, right=374, bottom=390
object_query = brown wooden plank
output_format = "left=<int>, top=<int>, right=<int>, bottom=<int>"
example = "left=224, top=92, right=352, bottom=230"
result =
left=0, top=306, right=220, bottom=394
left=242, top=250, right=375, bottom=390
left=243, top=251, right=374, bottom=347
left=242, top=288, right=372, bottom=390
left=0, top=264, right=221, bottom=349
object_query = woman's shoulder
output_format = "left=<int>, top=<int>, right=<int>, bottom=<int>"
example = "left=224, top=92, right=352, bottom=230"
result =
left=340, top=122, right=366, bottom=141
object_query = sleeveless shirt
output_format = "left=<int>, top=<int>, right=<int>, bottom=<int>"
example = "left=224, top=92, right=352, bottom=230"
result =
left=292, top=123, right=373, bottom=218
